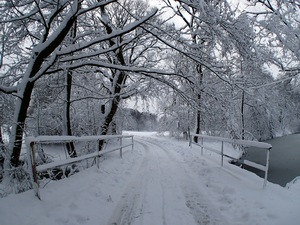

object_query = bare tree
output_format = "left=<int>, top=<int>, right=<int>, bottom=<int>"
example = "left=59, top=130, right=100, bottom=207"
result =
left=0, top=0, right=157, bottom=166
left=159, top=0, right=262, bottom=138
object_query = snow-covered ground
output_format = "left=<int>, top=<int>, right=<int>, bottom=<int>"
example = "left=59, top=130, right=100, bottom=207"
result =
left=0, top=131, right=299, bottom=225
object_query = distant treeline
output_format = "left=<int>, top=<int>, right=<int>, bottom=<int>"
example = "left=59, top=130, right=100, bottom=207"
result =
left=119, top=108, right=158, bottom=131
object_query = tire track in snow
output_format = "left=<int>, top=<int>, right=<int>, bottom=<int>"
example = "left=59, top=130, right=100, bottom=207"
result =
left=107, top=140, right=167, bottom=225
left=136, top=140, right=168, bottom=225
left=107, top=137, right=228, bottom=225
left=139, top=137, right=229, bottom=225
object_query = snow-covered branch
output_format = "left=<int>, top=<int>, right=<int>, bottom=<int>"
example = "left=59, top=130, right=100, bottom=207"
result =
left=58, top=9, right=158, bottom=56
left=60, top=60, right=178, bottom=77
left=77, top=0, right=117, bottom=16
left=0, top=85, right=18, bottom=94
left=142, top=25, right=232, bottom=86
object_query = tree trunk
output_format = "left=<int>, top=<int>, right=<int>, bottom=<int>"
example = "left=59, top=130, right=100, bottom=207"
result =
left=64, top=69, right=77, bottom=157
left=10, top=82, right=35, bottom=166
left=98, top=6, right=127, bottom=150
left=241, top=90, right=245, bottom=140
left=193, top=64, right=203, bottom=143
left=0, top=126, right=4, bottom=145
left=98, top=96, right=121, bottom=150
left=0, top=125, right=4, bottom=159
left=63, top=21, right=77, bottom=158
left=190, top=13, right=204, bottom=143
left=9, top=5, right=78, bottom=166
left=194, top=96, right=201, bottom=143
left=98, top=50, right=127, bottom=150
left=0, top=127, right=3, bottom=180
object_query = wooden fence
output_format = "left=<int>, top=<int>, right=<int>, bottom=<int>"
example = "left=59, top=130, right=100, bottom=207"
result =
left=26, top=135, right=134, bottom=199
left=189, top=134, right=272, bottom=189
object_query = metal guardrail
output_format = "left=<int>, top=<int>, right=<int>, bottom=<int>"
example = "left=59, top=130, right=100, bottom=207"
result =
left=25, top=135, right=134, bottom=199
left=189, top=134, right=272, bottom=189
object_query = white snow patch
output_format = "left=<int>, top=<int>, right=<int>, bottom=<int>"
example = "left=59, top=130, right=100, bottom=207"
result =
left=0, top=131, right=299, bottom=225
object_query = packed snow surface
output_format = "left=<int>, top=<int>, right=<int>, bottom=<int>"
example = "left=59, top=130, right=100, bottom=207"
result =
left=0, top=131, right=299, bottom=225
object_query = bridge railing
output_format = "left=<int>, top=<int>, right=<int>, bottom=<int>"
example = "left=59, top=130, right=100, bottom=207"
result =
left=189, top=134, right=272, bottom=189
left=25, top=135, right=134, bottom=199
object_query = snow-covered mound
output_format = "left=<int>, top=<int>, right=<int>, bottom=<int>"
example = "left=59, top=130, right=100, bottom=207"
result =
left=286, top=176, right=300, bottom=190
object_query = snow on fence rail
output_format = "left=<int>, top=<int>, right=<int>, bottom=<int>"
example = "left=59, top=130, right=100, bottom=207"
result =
left=189, top=134, right=272, bottom=189
left=25, top=135, right=134, bottom=199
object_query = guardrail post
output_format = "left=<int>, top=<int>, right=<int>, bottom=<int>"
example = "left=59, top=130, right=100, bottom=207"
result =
left=201, top=137, right=203, bottom=156
left=131, top=136, right=134, bottom=152
left=188, top=133, right=271, bottom=189
left=120, top=137, right=123, bottom=158
left=221, top=141, right=224, bottom=167
left=28, top=142, right=40, bottom=199
left=263, top=147, right=271, bottom=189
left=96, top=155, right=100, bottom=169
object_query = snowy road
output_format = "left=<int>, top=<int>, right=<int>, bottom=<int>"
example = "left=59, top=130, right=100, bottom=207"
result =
left=0, top=132, right=299, bottom=225
left=107, top=138, right=226, bottom=225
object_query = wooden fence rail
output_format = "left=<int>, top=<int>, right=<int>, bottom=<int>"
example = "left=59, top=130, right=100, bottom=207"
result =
left=25, top=135, right=134, bottom=199
left=189, top=134, right=272, bottom=189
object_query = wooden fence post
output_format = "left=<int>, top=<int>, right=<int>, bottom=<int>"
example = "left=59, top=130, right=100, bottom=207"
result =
left=131, top=136, right=134, bottom=152
left=29, top=142, right=40, bottom=199
left=120, top=137, right=123, bottom=158
left=201, top=137, right=203, bottom=156
left=263, top=147, right=271, bottom=189
left=221, top=141, right=224, bottom=167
